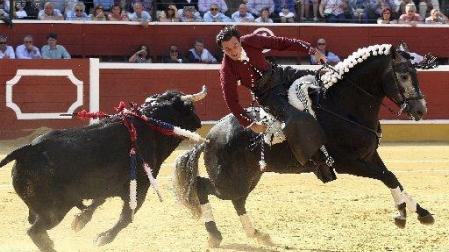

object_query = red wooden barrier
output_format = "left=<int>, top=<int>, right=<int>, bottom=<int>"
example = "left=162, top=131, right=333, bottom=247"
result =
left=0, top=22, right=448, bottom=60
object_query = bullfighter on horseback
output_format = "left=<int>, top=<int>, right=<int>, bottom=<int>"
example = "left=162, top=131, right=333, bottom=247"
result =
left=216, top=25, right=336, bottom=183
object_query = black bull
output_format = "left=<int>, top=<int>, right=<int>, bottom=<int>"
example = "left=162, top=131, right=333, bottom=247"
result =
left=174, top=44, right=435, bottom=248
left=0, top=87, right=206, bottom=252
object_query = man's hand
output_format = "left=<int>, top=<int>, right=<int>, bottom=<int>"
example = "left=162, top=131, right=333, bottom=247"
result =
left=247, top=122, right=267, bottom=134
left=314, top=50, right=327, bottom=64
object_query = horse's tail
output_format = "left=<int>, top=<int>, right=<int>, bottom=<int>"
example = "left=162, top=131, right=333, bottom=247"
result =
left=0, top=144, right=34, bottom=168
left=173, top=143, right=205, bottom=219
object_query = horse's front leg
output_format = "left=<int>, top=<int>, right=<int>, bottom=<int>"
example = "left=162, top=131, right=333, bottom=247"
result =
left=334, top=152, right=434, bottom=228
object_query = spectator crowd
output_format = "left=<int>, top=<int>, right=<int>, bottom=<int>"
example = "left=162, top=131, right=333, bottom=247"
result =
left=0, top=0, right=447, bottom=24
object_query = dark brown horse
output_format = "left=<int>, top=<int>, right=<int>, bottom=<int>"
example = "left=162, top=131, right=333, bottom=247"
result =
left=174, top=43, right=435, bottom=247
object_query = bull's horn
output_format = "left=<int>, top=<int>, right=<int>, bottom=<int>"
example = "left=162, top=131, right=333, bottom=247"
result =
left=181, top=85, right=208, bottom=102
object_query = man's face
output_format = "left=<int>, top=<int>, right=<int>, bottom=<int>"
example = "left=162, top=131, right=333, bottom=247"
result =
left=194, top=42, right=204, bottom=53
left=24, top=38, right=34, bottom=50
left=47, top=37, right=57, bottom=47
left=0, top=38, right=6, bottom=50
left=239, top=5, right=247, bottom=16
left=317, top=39, right=326, bottom=51
left=134, top=4, right=143, bottom=14
left=210, top=5, right=219, bottom=15
left=44, top=4, right=53, bottom=15
left=221, top=36, right=242, bottom=61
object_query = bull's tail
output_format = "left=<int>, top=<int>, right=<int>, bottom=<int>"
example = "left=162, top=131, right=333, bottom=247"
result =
left=173, top=143, right=205, bottom=219
left=0, top=144, right=34, bottom=168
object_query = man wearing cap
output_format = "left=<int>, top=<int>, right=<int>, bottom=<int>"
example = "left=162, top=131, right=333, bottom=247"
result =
left=41, top=32, right=71, bottom=59
left=216, top=25, right=337, bottom=183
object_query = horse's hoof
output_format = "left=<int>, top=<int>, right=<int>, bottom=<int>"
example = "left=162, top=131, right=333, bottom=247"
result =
left=71, top=214, right=87, bottom=232
left=207, top=235, right=222, bottom=248
left=254, top=230, right=274, bottom=246
left=418, top=214, right=435, bottom=225
left=95, top=232, right=114, bottom=247
left=394, top=216, right=406, bottom=229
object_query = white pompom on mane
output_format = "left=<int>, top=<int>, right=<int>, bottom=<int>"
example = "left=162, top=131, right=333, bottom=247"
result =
left=320, top=44, right=393, bottom=89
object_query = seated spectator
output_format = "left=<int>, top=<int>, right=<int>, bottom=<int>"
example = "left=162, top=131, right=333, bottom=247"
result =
left=128, top=2, right=152, bottom=22
left=92, top=5, right=107, bottom=20
left=15, top=3, right=28, bottom=19
left=399, top=3, right=423, bottom=24
left=319, top=0, right=347, bottom=23
left=425, top=8, right=448, bottom=23
left=198, top=0, right=228, bottom=15
left=38, top=2, right=63, bottom=20
left=187, top=39, right=217, bottom=63
left=203, top=3, right=232, bottom=22
left=363, top=0, right=396, bottom=23
left=0, top=0, right=9, bottom=15
left=350, top=0, right=368, bottom=23
left=231, top=4, right=255, bottom=22
left=129, top=44, right=152, bottom=63
left=224, top=0, right=240, bottom=16
left=64, top=0, right=79, bottom=17
left=45, top=0, right=65, bottom=14
left=377, top=7, right=398, bottom=23
left=23, top=0, right=40, bottom=19
left=310, top=38, right=340, bottom=65
left=275, top=0, right=296, bottom=23
left=175, top=0, right=199, bottom=11
left=15, top=35, right=42, bottom=59
left=41, top=32, right=71, bottom=59
left=93, top=0, right=114, bottom=12
left=162, top=45, right=184, bottom=63
left=255, top=7, right=274, bottom=22
left=0, top=35, right=15, bottom=59
left=300, top=0, right=320, bottom=21
left=180, top=5, right=203, bottom=21
left=66, top=2, right=90, bottom=20
left=159, top=4, right=180, bottom=22
left=247, top=0, right=275, bottom=17
left=108, top=4, right=129, bottom=21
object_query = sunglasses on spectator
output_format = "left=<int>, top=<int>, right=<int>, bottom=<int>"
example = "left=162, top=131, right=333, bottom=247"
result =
left=24, top=40, right=33, bottom=43
left=170, top=49, right=178, bottom=53
left=0, top=41, right=6, bottom=44
left=318, top=43, right=326, bottom=45
left=210, top=8, right=218, bottom=11
left=75, top=9, right=83, bottom=12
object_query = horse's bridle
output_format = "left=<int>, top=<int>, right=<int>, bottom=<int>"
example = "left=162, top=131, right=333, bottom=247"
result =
left=386, top=58, right=425, bottom=116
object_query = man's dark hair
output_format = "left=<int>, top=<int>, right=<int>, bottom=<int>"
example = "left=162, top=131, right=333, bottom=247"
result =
left=216, top=25, right=240, bottom=49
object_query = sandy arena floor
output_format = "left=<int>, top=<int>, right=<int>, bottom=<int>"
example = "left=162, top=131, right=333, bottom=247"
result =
left=0, top=141, right=448, bottom=252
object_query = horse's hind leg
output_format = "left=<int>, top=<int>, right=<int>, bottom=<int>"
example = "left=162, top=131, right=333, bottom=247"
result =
left=196, top=177, right=223, bottom=248
left=232, top=197, right=273, bottom=246
left=72, top=198, right=106, bottom=232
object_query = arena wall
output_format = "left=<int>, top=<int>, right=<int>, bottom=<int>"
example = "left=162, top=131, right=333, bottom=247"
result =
left=0, top=22, right=448, bottom=60
left=0, top=60, right=448, bottom=141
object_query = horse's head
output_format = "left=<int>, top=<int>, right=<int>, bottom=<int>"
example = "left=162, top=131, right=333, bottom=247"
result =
left=382, top=42, right=427, bottom=120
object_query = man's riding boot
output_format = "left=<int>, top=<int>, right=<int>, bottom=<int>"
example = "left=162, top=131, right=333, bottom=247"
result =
left=282, top=110, right=325, bottom=165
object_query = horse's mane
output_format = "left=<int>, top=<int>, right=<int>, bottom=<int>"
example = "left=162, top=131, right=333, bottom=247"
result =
left=320, top=44, right=393, bottom=89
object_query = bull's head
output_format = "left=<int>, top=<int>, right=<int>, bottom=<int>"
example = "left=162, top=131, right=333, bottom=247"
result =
left=141, top=86, right=207, bottom=131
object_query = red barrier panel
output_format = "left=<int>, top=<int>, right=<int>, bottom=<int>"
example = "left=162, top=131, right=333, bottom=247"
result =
left=1, top=22, right=448, bottom=60
left=1, top=60, right=448, bottom=139
left=0, top=59, right=91, bottom=138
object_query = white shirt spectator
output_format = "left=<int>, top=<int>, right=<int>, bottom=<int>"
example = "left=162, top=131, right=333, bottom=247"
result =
left=203, top=11, right=232, bottom=22
left=231, top=11, right=255, bottom=22
left=16, top=44, right=42, bottom=59
left=247, top=0, right=275, bottom=16
left=128, top=10, right=151, bottom=21
left=0, top=45, right=15, bottom=59
left=255, top=16, right=273, bottom=22
left=198, top=0, right=228, bottom=13
left=188, top=48, right=217, bottom=63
